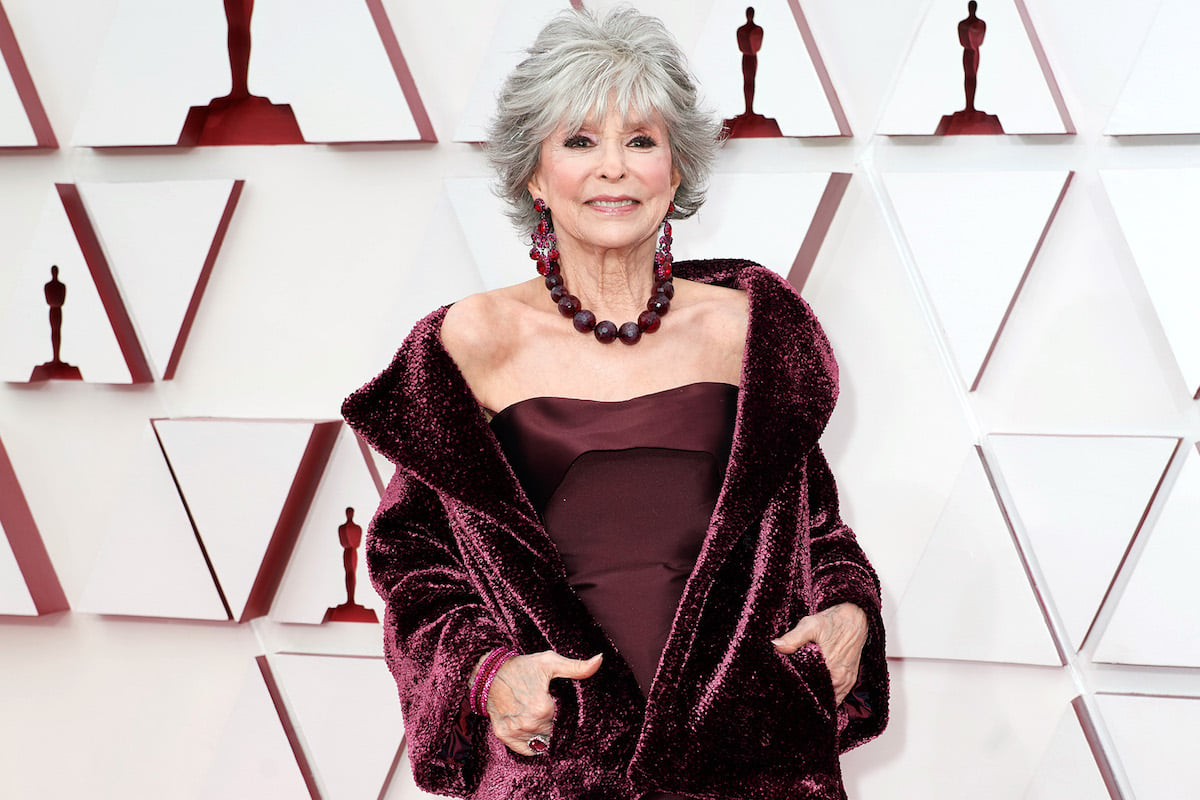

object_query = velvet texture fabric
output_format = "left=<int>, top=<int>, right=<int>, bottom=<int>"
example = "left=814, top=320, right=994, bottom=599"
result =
left=342, top=260, right=889, bottom=799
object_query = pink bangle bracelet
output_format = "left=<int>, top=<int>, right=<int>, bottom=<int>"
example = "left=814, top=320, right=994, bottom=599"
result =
left=470, top=647, right=517, bottom=716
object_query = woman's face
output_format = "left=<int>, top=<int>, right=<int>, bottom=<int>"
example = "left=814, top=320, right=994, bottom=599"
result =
left=527, top=107, right=680, bottom=261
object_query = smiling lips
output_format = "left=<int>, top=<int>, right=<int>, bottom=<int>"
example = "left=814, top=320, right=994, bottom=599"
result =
left=586, top=197, right=638, bottom=209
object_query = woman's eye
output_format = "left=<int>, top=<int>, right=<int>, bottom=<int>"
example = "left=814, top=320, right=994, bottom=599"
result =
left=629, top=135, right=657, bottom=148
left=563, top=135, right=592, bottom=148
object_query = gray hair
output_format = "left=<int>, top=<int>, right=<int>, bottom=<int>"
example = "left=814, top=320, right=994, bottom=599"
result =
left=486, top=6, right=722, bottom=233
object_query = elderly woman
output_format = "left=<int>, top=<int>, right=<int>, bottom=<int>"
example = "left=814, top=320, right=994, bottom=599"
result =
left=343, top=8, right=887, bottom=799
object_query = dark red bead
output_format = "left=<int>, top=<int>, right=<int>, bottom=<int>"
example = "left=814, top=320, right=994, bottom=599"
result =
left=647, top=294, right=670, bottom=315
left=655, top=279, right=675, bottom=299
left=593, top=320, right=617, bottom=343
left=545, top=273, right=564, bottom=290
left=558, top=294, right=581, bottom=316
left=618, top=322, right=642, bottom=344
left=637, top=310, right=660, bottom=333
left=550, top=285, right=567, bottom=302
left=573, top=309, right=596, bottom=333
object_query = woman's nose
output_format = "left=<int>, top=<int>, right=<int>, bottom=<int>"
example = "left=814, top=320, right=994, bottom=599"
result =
left=597, top=141, right=626, bottom=180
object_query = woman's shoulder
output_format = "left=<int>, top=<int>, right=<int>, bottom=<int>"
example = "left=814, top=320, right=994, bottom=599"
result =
left=440, top=281, right=539, bottom=382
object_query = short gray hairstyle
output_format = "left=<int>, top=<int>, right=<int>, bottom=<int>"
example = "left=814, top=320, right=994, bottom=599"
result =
left=486, top=6, right=722, bottom=233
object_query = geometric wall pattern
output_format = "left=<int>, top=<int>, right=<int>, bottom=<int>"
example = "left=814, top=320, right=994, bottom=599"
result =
left=0, top=1, right=54, bottom=147
left=876, top=0, right=1073, bottom=135
left=882, top=170, right=1072, bottom=390
left=73, top=0, right=434, bottom=147
left=1101, top=169, right=1200, bottom=398
left=987, top=434, right=1179, bottom=652
left=1093, top=444, right=1200, bottom=668
left=1105, top=0, right=1200, bottom=135
left=3, top=0, right=1199, bottom=797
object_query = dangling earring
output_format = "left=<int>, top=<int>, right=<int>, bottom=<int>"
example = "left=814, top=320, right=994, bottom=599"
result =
left=654, top=202, right=675, bottom=282
left=529, top=198, right=559, bottom=276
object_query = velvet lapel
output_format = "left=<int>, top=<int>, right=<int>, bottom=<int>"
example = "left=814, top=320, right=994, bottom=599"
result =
left=342, top=308, right=566, bottom=573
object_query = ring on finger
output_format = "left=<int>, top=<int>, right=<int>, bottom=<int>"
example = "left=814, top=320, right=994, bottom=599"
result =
left=528, top=733, right=550, bottom=755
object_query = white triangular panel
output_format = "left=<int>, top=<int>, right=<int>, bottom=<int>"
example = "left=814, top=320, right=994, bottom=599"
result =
left=1095, top=446, right=1200, bottom=667
left=0, top=7, right=36, bottom=147
left=72, top=0, right=228, bottom=146
left=1023, top=702, right=1111, bottom=800
left=0, top=519, right=37, bottom=615
left=251, top=0, right=425, bottom=142
left=988, top=435, right=1177, bottom=651
left=154, top=419, right=314, bottom=620
left=74, top=0, right=429, bottom=146
left=269, top=653, right=405, bottom=800
left=1101, top=168, right=1200, bottom=397
left=675, top=173, right=835, bottom=279
left=272, top=426, right=383, bottom=624
left=877, top=0, right=1070, bottom=134
left=78, top=426, right=227, bottom=620
left=883, top=170, right=1069, bottom=389
left=0, top=189, right=131, bottom=383
left=198, top=661, right=312, bottom=799
left=893, top=450, right=1060, bottom=665
left=1096, top=694, right=1200, bottom=800
left=77, top=180, right=238, bottom=379
left=1106, top=0, right=1200, bottom=134
left=453, top=0, right=576, bottom=142
left=691, top=0, right=841, bottom=136
left=445, top=177, right=529, bottom=291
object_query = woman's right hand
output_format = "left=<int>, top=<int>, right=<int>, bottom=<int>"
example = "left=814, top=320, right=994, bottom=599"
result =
left=481, top=650, right=603, bottom=756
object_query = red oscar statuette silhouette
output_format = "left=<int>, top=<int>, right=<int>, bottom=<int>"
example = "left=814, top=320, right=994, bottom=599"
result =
left=323, top=507, right=379, bottom=623
left=29, top=266, right=82, bottom=381
left=936, top=1, right=1005, bottom=134
left=178, top=0, right=305, bottom=146
left=723, top=7, right=782, bottom=138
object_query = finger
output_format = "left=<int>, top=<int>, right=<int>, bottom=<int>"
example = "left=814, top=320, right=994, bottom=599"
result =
left=771, top=615, right=822, bottom=653
left=544, top=652, right=603, bottom=680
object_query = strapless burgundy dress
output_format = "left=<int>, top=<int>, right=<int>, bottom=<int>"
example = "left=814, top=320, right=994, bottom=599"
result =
left=490, top=382, right=738, bottom=800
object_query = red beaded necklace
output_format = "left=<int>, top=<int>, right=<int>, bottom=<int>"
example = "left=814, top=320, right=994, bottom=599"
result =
left=531, top=198, right=675, bottom=345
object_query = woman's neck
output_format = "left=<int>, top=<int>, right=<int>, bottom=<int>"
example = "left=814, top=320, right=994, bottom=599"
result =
left=554, top=238, right=658, bottom=321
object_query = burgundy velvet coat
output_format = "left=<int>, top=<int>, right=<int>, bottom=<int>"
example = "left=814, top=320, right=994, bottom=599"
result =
left=342, top=259, right=888, bottom=799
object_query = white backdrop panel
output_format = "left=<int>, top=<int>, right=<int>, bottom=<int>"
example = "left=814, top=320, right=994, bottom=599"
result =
left=1101, top=168, right=1200, bottom=398
left=269, top=653, right=406, bottom=800
left=454, top=0, right=575, bottom=142
left=0, top=5, right=36, bottom=146
left=77, top=425, right=228, bottom=620
left=987, top=434, right=1178, bottom=651
left=252, top=0, right=424, bottom=143
left=692, top=0, right=840, bottom=136
left=883, top=170, right=1069, bottom=389
left=272, top=425, right=383, bottom=624
left=877, top=0, right=1069, bottom=134
left=1023, top=701, right=1111, bottom=800
left=1106, top=0, right=1200, bottom=134
left=0, top=188, right=131, bottom=383
left=153, top=419, right=316, bottom=621
left=1094, top=445, right=1200, bottom=668
left=77, top=180, right=239, bottom=380
left=1096, top=693, right=1200, bottom=800
left=892, top=449, right=1060, bottom=665
left=199, top=659, right=313, bottom=799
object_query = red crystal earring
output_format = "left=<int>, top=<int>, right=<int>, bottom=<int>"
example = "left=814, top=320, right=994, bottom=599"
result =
left=531, top=198, right=675, bottom=345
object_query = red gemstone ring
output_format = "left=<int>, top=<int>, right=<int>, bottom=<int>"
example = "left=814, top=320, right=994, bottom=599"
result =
left=528, top=733, right=550, bottom=755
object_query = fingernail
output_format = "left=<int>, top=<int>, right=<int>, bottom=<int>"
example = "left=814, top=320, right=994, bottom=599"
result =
left=770, top=638, right=784, bottom=647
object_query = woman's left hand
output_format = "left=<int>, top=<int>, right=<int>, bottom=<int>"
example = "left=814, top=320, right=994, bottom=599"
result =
left=771, top=603, right=868, bottom=705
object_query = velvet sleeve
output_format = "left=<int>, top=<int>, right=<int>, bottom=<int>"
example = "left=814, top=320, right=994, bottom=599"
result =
left=803, top=444, right=889, bottom=750
left=367, top=466, right=512, bottom=796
